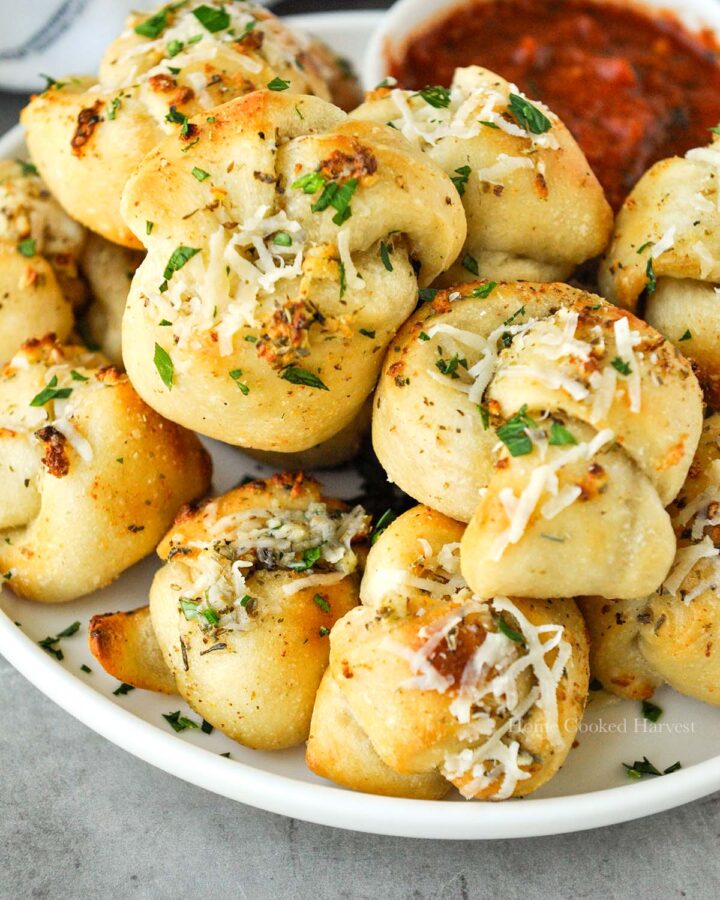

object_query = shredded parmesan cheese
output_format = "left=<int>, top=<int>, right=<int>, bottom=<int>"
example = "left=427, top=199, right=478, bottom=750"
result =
left=613, top=317, right=642, bottom=413
left=383, top=538, right=571, bottom=799
left=662, top=535, right=719, bottom=596
left=175, top=501, right=368, bottom=630
left=491, top=429, right=615, bottom=560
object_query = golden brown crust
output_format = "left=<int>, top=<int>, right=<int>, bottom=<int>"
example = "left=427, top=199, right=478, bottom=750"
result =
left=21, top=1, right=362, bottom=246
left=373, top=280, right=701, bottom=600
left=0, top=336, right=212, bottom=602
left=89, top=606, right=177, bottom=694
left=150, top=474, right=367, bottom=749
left=581, top=413, right=720, bottom=706
left=309, top=506, right=589, bottom=799
left=599, top=139, right=720, bottom=405
left=120, top=90, right=465, bottom=452
left=351, top=65, right=612, bottom=283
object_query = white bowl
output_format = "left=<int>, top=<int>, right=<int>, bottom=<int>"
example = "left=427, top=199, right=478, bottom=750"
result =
left=362, top=0, right=720, bottom=89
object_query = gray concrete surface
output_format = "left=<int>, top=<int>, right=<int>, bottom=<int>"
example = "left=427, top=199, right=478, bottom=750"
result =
left=2, top=653, right=719, bottom=899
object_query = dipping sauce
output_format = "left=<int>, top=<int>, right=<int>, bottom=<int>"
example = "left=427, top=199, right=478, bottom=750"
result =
left=390, top=0, right=720, bottom=209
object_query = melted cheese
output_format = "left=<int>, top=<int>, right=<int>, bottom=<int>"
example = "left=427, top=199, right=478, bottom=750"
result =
left=475, top=155, right=534, bottom=186
left=491, top=429, right=615, bottom=561
left=153, top=207, right=307, bottom=356
left=650, top=226, right=677, bottom=259
left=386, top=538, right=570, bottom=799
left=426, top=318, right=537, bottom=404
left=2, top=362, right=98, bottom=464
left=177, top=501, right=367, bottom=630
left=663, top=535, right=719, bottom=596
left=613, top=317, right=642, bottom=413
left=387, top=69, right=560, bottom=153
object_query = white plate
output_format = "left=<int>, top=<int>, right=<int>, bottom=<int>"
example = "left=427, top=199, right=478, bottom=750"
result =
left=1, top=9, right=720, bottom=841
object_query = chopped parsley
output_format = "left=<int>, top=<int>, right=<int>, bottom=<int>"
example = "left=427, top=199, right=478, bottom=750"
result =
left=201, top=719, right=214, bottom=734
left=451, top=165, right=471, bottom=196
left=165, top=105, right=191, bottom=136
left=108, top=94, right=122, bottom=120
left=293, top=171, right=359, bottom=225
left=40, top=74, right=67, bottom=92
left=146, top=220, right=154, bottom=235
left=312, top=178, right=358, bottom=226
left=641, top=699, right=663, bottom=723
left=623, top=756, right=681, bottom=779
left=17, top=238, right=36, bottom=257
left=359, top=328, right=376, bottom=339
left=478, top=404, right=490, bottom=430
left=462, top=254, right=479, bottom=276
left=646, top=257, right=657, bottom=293
left=38, top=620, right=80, bottom=660
left=338, top=259, right=346, bottom=298
left=471, top=281, right=497, bottom=299
left=415, top=86, right=451, bottom=109
left=134, top=10, right=168, bottom=38
left=503, top=305, right=526, bottom=326
left=495, top=614, right=524, bottom=644
left=313, top=593, right=331, bottom=614
left=191, top=166, right=210, bottom=181
left=548, top=422, right=577, bottom=446
left=418, top=287, right=438, bottom=303
left=267, top=77, right=291, bottom=91
left=436, top=351, right=468, bottom=379
left=496, top=404, right=536, bottom=457
left=637, top=240, right=654, bottom=255
left=319, top=626, right=330, bottom=637
left=80, top=664, right=92, bottom=674
left=192, top=4, right=230, bottom=32
left=163, top=245, right=200, bottom=282
left=237, top=19, right=256, bottom=40
left=29, top=375, right=73, bottom=407
left=272, top=231, right=292, bottom=247
left=280, top=366, right=329, bottom=391
left=292, top=171, right=326, bottom=194
left=508, top=93, right=551, bottom=134
left=16, top=159, right=38, bottom=177
left=153, top=343, right=174, bottom=390
left=69, top=370, right=88, bottom=382
left=229, top=368, right=249, bottom=395
left=289, top=546, right=322, bottom=572
left=163, top=710, right=200, bottom=732
left=167, top=38, right=184, bottom=57
left=419, top=331, right=430, bottom=342
left=113, top=682, right=135, bottom=696
left=379, top=241, right=393, bottom=271
left=371, top=508, right=397, bottom=544
left=679, top=329, right=692, bottom=342
left=611, top=357, right=631, bottom=376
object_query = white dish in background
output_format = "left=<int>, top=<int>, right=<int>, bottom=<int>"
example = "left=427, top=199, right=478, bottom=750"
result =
left=1, top=10, right=720, bottom=840
left=362, top=0, right=720, bottom=87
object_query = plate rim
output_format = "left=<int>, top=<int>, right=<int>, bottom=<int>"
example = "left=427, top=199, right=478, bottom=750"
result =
left=1, top=8, right=720, bottom=839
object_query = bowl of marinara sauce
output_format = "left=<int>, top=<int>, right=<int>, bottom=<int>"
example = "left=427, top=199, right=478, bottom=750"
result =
left=363, top=0, right=720, bottom=210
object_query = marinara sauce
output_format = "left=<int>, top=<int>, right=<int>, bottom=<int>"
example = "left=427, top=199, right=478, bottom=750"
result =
left=390, top=0, right=720, bottom=209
